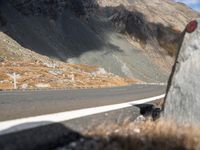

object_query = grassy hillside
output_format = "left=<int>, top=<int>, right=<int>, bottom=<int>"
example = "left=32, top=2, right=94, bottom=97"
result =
left=0, top=60, right=137, bottom=90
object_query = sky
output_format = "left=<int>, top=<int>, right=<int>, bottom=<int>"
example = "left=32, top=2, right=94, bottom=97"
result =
left=175, top=0, right=200, bottom=12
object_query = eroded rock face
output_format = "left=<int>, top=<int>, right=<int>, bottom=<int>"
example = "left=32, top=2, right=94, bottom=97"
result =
left=8, top=0, right=98, bottom=18
left=8, top=0, right=66, bottom=18
left=164, top=19, right=200, bottom=125
left=110, top=5, right=148, bottom=43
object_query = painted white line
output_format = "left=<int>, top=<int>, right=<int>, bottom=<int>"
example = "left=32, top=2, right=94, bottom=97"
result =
left=0, top=94, right=165, bottom=135
left=135, top=83, right=167, bottom=86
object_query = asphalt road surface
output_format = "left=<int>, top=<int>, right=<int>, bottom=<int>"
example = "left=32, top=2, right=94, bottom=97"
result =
left=0, top=85, right=166, bottom=121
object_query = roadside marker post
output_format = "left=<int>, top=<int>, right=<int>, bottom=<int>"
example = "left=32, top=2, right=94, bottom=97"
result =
left=7, top=72, right=20, bottom=89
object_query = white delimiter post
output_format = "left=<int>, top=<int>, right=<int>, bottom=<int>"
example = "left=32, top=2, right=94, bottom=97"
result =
left=13, top=72, right=17, bottom=89
left=7, top=73, right=20, bottom=89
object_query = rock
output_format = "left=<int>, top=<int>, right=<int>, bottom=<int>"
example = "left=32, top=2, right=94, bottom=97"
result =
left=8, top=0, right=97, bottom=18
left=43, top=62, right=57, bottom=68
left=68, top=74, right=75, bottom=82
left=110, top=5, right=148, bottom=43
left=91, top=67, right=107, bottom=76
left=9, top=0, right=66, bottom=18
left=164, top=19, right=200, bottom=125
left=152, top=108, right=161, bottom=121
left=0, top=14, right=6, bottom=26
left=133, top=128, right=141, bottom=134
left=0, top=56, right=4, bottom=62
left=134, top=115, right=146, bottom=123
left=48, top=70, right=64, bottom=75
left=21, top=83, right=28, bottom=89
left=35, top=83, right=50, bottom=88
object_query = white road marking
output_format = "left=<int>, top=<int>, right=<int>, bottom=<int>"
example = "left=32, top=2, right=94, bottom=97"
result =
left=135, top=83, right=167, bottom=86
left=0, top=94, right=165, bottom=135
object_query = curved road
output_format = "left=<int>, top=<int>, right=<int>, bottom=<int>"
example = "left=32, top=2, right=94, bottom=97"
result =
left=0, top=84, right=166, bottom=121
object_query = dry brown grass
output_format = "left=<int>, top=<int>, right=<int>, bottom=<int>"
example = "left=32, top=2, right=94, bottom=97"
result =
left=0, top=61, right=138, bottom=90
left=63, top=120, right=200, bottom=150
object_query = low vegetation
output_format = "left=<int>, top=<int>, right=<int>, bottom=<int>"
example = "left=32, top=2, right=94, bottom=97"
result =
left=0, top=60, right=138, bottom=90
left=59, top=120, right=200, bottom=150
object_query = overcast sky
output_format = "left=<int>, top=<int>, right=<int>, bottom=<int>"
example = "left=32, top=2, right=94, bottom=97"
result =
left=175, top=0, right=200, bottom=11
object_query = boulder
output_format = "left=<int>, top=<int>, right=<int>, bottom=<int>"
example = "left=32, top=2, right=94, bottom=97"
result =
left=0, top=56, right=4, bottom=62
left=164, top=19, right=200, bottom=125
left=35, top=83, right=50, bottom=88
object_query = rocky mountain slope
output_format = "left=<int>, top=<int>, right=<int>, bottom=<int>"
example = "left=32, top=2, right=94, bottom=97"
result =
left=0, top=0, right=199, bottom=83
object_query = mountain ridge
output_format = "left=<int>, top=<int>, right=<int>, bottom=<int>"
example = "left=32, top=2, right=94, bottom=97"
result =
left=0, top=0, right=199, bottom=83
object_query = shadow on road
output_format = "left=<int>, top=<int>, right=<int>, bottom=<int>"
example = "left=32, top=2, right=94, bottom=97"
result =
left=0, top=122, right=84, bottom=150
